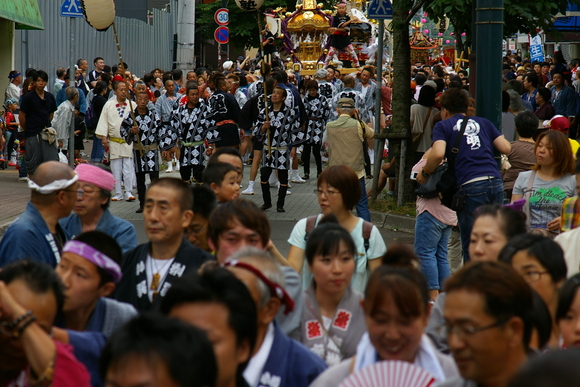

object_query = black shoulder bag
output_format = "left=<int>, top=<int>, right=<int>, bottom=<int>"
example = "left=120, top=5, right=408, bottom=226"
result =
left=415, top=116, right=468, bottom=210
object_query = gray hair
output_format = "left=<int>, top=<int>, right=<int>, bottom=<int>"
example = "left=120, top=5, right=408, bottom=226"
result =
left=507, top=89, right=525, bottom=112
left=226, top=247, right=285, bottom=309
left=66, top=86, right=79, bottom=101
left=338, top=107, right=354, bottom=116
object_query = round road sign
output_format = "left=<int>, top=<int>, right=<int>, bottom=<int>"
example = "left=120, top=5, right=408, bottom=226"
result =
left=215, top=8, right=229, bottom=25
left=215, top=26, right=229, bottom=44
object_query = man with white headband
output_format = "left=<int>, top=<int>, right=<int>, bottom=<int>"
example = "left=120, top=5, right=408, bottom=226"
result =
left=60, top=163, right=137, bottom=253
left=0, top=160, right=78, bottom=267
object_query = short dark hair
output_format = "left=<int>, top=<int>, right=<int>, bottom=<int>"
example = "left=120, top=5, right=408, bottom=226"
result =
left=507, top=347, right=580, bottom=387
left=73, top=231, right=122, bottom=286
left=33, top=70, right=49, bottom=82
left=499, top=233, right=567, bottom=285
left=192, top=185, right=217, bottom=220
left=556, top=273, right=580, bottom=322
left=186, top=81, right=199, bottom=94
left=317, top=165, right=361, bottom=210
left=100, top=313, right=217, bottom=387
left=0, top=260, right=64, bottom=314
left=474, top=204, right=527, bottom=241
left=417, top=84, right=436, bottom=107
left=93, top=57, right=104, bottom=65
left=536, top=87, right=551, bottom=103
left=305, top=214, right=356, bottom=265
left=439, top=87, right=469, bottom=114
left=143, top=73, right=154, bottom=84
left=530, top=290, right=552, bottom=351
left=445, top=261, right=534, bottom=348
left=163, top=72, right=173, bottom=85
left=208, top=199, right=270, bottom=248
left=414, top=73, right=427, bottom=86
left=171, top=69, right=183, bottom=81
left=514, top=110, right=538, bottom=138
left=159, top=268, right=257, bottom=376
left=202, top=162, right=237, bottom=187
left=148, top=177, right=193, bottom=212
left=524, top=73, right=539, bottom=88
left=305, top=80, right=318, bottom=90
left=208, top=147, right=243, bottom=168
left=271, top=70, right=288, bottom=84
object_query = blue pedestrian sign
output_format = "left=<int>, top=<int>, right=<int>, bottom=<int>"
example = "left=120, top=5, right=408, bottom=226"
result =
left=367, top=0, right=393, bottom=19
left=61, top=0, right=83, bottom=18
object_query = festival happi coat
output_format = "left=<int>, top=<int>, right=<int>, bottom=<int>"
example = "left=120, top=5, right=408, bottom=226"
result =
left=302, top=93, right=331, bottom=145
left=170, top=98, right=214, bottom=166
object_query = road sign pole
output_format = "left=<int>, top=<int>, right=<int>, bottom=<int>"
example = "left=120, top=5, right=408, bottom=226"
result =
left=69, top=16, right=75, bottom=167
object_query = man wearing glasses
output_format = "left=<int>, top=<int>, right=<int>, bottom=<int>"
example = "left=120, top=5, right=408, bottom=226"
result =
left=437, top=261, right=533, bottom=387
left=60, top=163, right=137, bottom=254
left=0, top=161, right=78, bottom=267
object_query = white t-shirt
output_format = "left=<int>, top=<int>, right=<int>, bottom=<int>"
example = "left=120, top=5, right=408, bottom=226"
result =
left=288, top=215, right=386, bottom=294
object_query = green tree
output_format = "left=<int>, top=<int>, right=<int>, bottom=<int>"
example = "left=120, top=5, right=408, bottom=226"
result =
left=424, top=0, right=579, bottom=54
left=196, top=0, right=295, bottom=50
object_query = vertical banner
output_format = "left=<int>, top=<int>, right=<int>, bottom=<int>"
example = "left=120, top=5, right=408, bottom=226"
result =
left=529, top=34, right=545, bottom=62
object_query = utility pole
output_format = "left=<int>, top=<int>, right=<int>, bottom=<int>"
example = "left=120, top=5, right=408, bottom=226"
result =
left=177, top=0, right=195, bottom=70
left=475, top=0, right=503, bottom=130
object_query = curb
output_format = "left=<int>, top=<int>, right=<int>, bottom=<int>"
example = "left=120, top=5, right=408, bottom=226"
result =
left=370, top=210, right=415, bottom=234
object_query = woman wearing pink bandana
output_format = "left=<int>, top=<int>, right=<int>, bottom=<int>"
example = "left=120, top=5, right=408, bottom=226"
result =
left=52, top=231, right=137, bottom=387
left=59, top=163, right=137, bottom=254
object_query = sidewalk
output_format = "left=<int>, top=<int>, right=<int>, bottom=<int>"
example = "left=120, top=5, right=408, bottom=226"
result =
left=0, top=141, right=416, bottom=237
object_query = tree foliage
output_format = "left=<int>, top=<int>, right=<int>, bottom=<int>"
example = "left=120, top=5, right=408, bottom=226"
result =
left=196, top=0, right=300, bottom=50
left=424, top=0, right=579, bottom=52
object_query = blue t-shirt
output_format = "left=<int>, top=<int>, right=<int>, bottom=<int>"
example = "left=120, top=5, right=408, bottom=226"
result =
left=432, top=114, right=502, bottom=186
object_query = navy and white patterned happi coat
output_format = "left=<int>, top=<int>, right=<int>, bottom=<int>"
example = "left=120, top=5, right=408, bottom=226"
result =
left=121, top=109, right=173, bottom=173
left=170, top=99, right=212, bottom=166
left=303, top=93, right=331, bottom=145
left=256, top=103, right=302, bottom=170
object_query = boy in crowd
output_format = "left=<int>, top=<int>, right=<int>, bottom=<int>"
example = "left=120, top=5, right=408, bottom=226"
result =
left=202, top=161, right=241, bottom=203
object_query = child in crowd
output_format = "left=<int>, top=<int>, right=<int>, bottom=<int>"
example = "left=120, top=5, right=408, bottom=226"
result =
left=202, top=161, right=240, bottom=203
left=4, top=98, right=19, bottom=166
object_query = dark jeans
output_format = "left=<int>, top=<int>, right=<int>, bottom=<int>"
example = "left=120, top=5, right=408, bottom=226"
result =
left=457, top=177, right=504, bottom=262
left=90, top=135, right=105, bottom=163
left=363, top=141, right=371, bottom=176
left=302, top=143, right=322, bottom=176
left=356, top=177, right=371, bottom=222
left=260, top=167, right=288, bottom=208
left=136, top=171, right=159, bottom=208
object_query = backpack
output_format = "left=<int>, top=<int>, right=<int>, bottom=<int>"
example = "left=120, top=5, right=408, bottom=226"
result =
left=304, top=215, right=373, bottom=253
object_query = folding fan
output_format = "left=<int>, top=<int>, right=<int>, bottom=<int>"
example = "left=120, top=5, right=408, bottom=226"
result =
left=80, top=0, right=116, bottom=31
left=339, top=361, right=436, bottom=387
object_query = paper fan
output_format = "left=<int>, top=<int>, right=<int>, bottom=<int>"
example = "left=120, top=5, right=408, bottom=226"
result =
left=80, top=0, right=116, bottom=31
left=339, top=361, right=436, bottom=387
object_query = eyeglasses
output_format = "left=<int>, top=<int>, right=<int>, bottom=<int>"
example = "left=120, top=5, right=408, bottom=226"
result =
left=437, top=317, right=511, bottom=341
left=314, top=189, right=340, bottom=197
left=522, top=271, right=549, bottom=283
left=64, top=188, right=99, bottom=197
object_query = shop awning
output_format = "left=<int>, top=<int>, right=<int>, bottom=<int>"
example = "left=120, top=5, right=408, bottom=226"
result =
left=0, top=0, right=44, bottom=30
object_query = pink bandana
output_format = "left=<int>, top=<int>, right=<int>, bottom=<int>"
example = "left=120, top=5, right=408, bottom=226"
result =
left=75, top=164, right=116, bottom=192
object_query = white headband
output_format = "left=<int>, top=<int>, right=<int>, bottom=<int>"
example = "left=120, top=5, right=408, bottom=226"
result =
left=28, top=174, right=78, bottom=194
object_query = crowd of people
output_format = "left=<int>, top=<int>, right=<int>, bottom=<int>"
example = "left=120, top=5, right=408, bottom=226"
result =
left=4, top=40, right=580, bottom=386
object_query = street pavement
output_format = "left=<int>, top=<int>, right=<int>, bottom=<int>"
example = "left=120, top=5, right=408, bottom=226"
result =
left=0, top=141, right=415, bottom=255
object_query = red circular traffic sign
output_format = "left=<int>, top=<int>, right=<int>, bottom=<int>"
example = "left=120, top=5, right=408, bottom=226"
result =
left=215, top=8, right=229, bottom=26
left=214, top=26, right=229, bottom=44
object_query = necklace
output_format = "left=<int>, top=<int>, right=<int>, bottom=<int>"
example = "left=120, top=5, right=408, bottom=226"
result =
left=149, top=257, right=174, bottom=301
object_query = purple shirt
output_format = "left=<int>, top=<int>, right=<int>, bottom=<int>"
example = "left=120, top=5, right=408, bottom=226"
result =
left=432, top=114, right=502, bottom=186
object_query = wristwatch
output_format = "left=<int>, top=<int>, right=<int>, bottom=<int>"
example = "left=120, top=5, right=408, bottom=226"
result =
left=421, top=169, right=430, bottom=178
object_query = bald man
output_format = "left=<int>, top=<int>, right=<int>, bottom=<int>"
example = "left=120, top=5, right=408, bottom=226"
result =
left=0, top=161, right=79, bottom=267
